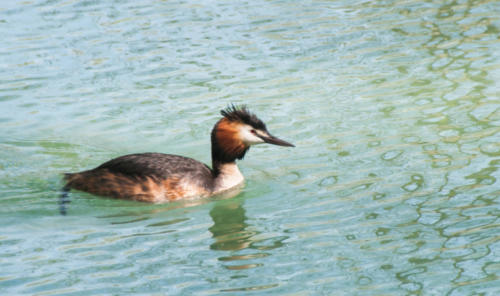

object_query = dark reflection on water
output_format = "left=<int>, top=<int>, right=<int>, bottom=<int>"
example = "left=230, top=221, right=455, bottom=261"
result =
left=209, top=198, right=279, bottom=272
left=208, top=198, right=287, bottom=292
left=209, top=198, right=288, bottom=254
left=209, top=199, right=256, bottom=251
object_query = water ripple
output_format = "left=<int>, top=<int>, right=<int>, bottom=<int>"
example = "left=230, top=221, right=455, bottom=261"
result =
left=1, top=0, right=500, bottom=295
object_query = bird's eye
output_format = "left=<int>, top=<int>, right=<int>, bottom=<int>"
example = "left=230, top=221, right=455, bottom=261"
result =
left=250, top=129, right=256, bottom=134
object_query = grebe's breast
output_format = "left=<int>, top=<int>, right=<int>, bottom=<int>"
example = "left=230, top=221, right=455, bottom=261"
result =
left=65, top=153, right=215, bottom=202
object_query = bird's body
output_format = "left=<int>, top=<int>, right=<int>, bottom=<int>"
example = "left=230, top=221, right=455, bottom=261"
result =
left=61, top=106, right=294, bottom=210
left=64, top=153, right=220, bottom=202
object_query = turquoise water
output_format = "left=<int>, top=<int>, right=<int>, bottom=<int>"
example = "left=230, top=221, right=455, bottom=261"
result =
left=1, top=0, right=500, bottom=294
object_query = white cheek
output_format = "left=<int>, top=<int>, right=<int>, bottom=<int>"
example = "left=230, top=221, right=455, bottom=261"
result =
left=240, top=128, right=265, bottom=145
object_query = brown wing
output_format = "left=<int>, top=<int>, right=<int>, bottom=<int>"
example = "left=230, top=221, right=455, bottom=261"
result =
left=64, top=153, right=214, bottom=202
left=95, top=153, right=213, bottom=180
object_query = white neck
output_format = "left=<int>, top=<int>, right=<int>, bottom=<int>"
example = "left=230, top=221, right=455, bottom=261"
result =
left=213, top=162, right=244, bottom=194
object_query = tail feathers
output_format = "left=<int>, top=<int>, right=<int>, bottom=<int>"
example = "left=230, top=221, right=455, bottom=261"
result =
left=63, top=173, right=74, bottom=181
left=59, top=179, right=72, bottom=216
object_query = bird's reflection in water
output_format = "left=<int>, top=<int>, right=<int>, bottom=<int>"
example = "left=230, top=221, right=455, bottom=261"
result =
left=208, top=193, right=290, bottom=273
left=209, top=197, right=257, bottom=251
left=208, top=184, right=289, bottom=251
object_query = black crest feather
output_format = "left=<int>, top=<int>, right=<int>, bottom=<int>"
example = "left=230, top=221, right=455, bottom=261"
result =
left=220, top=105, right=266, bottom=130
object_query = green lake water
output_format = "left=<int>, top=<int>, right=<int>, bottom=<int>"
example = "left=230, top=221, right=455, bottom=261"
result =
left=1, top=0, right=500, bottom=294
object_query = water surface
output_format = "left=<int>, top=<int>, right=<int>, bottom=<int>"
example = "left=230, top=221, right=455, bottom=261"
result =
left=1, top=0, right=500, bottom=294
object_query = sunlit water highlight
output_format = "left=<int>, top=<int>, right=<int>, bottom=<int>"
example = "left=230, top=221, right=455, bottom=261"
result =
left=1, top=0, right=500, bottom=294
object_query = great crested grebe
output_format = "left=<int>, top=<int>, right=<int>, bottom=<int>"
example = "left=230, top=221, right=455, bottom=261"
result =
left=60, top=105, right=294, bottom=212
